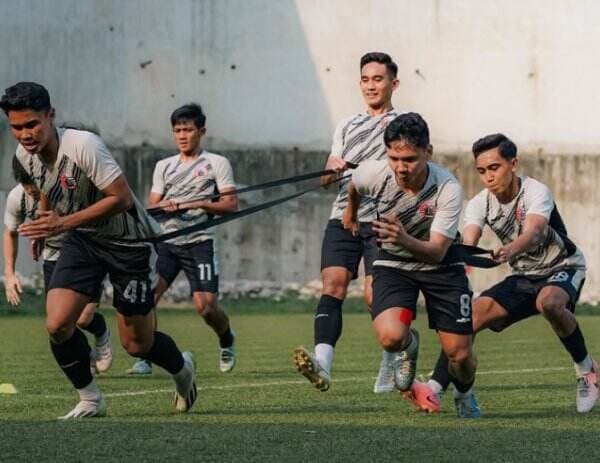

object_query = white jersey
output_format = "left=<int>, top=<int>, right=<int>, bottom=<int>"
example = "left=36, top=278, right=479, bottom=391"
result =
left=464, top=176, right=585, bottom=276
left=3, top=184, right=61, bottom=261
left=329, top=110, right=401, bottom=221
left=15, top=128, right=160, bottom=246
left=151, top=151, right=236, bottom=245
left=352, top=160, right=463, bottom=271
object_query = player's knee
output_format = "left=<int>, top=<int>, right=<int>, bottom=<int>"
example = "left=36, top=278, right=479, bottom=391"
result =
left=378, top=330, right=406, bottom=351
left=444, top=345, right=472, bottom=365
left=322, top=279, right=348, bottom=299
left=538, top=297, right=565, bottom=320
left=195, top=300, right=217, bottom=318
left=46, top=320, right=75, bottom=343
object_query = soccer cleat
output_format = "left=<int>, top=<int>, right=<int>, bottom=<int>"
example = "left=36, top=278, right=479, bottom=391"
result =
left=126, top=359, right=153, bottom=375
left=373, top=353, right=395, bottom=393
left=576, top=360, right=598, bottom=413
left=293, top=346, right=331, bottom=392
left=219, top=330, right=237, bottom=373
left=402, top=380, right=441, bottom=413
left=95, top=328, right=113, bottom=373
left=173, top=351, right=198, bottom=413
left=58, top=395, right=107, bottom=420
left=454, top=392, right=481, bottom=418
left=393, top=328, right=420, bottom=392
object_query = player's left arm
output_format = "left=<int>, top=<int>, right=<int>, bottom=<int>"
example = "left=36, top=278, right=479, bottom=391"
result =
left=492, top=213, right=547, bottom=263
left=18, top=176, right=134, bottom=239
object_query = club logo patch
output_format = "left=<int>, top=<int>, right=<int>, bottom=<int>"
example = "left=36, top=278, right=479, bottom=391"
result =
left=59, top=174, right=77, bottom=190
left=195, top=166, right=208, bottom=177
left=515, top=206, right=526, bottom=223
left=418, top=202, right=436, bottom=218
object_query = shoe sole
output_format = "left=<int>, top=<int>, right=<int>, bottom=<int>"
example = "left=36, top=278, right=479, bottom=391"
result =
left=401, top=390, right=440, bottom=413
left=293, top=347, right=330, bottom=392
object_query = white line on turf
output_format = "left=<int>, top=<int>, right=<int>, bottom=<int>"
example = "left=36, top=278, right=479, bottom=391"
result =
left=36, top=365, right=572, bottom=399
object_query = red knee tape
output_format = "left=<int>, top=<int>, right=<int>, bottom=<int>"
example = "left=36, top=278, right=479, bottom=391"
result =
left=399, top=309, right=413, bottom=327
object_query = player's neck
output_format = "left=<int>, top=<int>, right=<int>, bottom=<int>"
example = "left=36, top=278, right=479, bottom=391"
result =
left=179, top=147, right=202, bottom=163
left=38, top=128, right=59, bottom=167
left=494, top=175, right=521, bottom=204
left=366, top=102, right=393, bottom=116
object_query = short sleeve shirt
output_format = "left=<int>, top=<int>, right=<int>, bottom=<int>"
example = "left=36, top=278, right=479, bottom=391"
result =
left=151, top=151, right=236, bottom=245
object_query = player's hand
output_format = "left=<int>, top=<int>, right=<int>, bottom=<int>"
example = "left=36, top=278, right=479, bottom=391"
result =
left=372, top=215, right=406, bottom=245
left=18, top=211, right=67, bottom=239
left=4, top=273, right=23, bottom=306
left=341, top=208, right=359, bottom=237
left=30, top=239, right=44, bottom=261
left=158, top=200, right=180, bottom=212
left=492, top=244, right=513, bottom=263
left=325, top=156, right=348, bottom=173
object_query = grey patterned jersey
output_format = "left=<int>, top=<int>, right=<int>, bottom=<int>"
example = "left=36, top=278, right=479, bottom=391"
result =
left=329, top=110, right=401, bottom=221
left=464, top=176, right=586, bottom=276
left=151, top=151, right=236, bottom=245
left=15, top=128, right=160, bottom=246
left=352, top=160, right=463, bottom=271
left=3, top=184, right=61, bottom=261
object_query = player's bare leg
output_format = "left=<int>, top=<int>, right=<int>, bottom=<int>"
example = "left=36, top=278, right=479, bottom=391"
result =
left=47, top=288, right=106, bottom=419
left=117, top=311, right=197, bottom=412
left=536, top=286, right=597, bottom=413
left=193, top=291, right=236, bottom=372
left=372, top=307, right=419, bottom=392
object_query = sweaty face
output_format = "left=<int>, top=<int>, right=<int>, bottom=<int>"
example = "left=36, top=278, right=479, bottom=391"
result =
left=475, top=148, right=517, bottom=196
left=360, top=62, right=398, bottom=110
left=172, top=120, right=205, bottom=156
left=387, top=140, right=430, bottom=190
left=7, top=109, right=55, bottom=154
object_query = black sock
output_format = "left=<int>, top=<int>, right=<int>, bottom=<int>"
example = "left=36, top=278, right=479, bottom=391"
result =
left=430, top=350, right=452, bottom=390
left=81, top=312, right=107, bottom=339
left=141, top=331, right=184, bottom=375
left=314, top=295, right=343, bottom=347
left=49, top=329, right=92, bottom=389
left=219, top=327, right=234, bottom=348
left=450, top=374, right=474, bottom=394
left=559, top=324, right=588, bottom=363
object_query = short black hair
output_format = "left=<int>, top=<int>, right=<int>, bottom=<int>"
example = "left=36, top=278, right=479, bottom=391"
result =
left=0, top=82, right=51, bottom=114
left=170, top=103, right=206, bottom=128
left=12, top=155, right=34, bottom=185
left=384, top=112, right=430, bottom=149
left=472, top=133, right=517, bottom=160
left=360, top=52, right=398, bottom=79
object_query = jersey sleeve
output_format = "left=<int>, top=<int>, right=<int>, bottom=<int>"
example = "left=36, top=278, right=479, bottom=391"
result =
left=431, top=180, right=464, bottom=239
left=524, top=179, right=553, bottom=219
left=3, top=187, right=25, bottom=231
left=463, top=191, right=487, bottom=230
left=151, top=160, right=166, bottom=195
left=213, top=156, right=236, bottom=190
left=351, top=160, right=382, bottom=197
left=330, top=118, right=347, bottom=157
left=74, top=133, right=122, bottom=190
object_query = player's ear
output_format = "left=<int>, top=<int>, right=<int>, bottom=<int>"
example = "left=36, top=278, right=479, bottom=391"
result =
left=511, top=157, right=519, bottom=172
left=426, top=144, right=433, bottom=159
left=47, top=108, right=55, bottom=120
left=391, top=78, right=400, bottom=91
left=200, top=127, right=207, bottom=136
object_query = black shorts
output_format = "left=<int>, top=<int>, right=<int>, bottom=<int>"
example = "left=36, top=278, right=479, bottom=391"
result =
left=371, top=265, right=473, bottom=335
left=480, top=268, right=586, bottom=332
left=320, top=219, right=378, bottom=279
left=43, top=259, right=102, bottom=304
left=156, top=240, right=219, bottom=294
left=48, top=231, right=156, bottom=316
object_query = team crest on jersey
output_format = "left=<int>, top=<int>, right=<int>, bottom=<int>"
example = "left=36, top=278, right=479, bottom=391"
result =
left=418, top=202, right=436, bottom=218
left=59, top=174, right=78, bottom=190
left=195, top=166, right=208, bottom=177
left=515, top=206, right=526, bottom=223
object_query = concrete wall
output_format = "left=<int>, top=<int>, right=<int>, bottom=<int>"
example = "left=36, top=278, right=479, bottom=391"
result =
left=2, top=1, right=600, bottom=301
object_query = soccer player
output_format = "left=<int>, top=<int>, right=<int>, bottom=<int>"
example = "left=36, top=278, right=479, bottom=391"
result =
left=293, top=52, right=402, bottom=392
left=345, top=112, right=479, bottom=415
left=1, top=82, right=196, bottom=418
left=128, top=103, right=239, bottom=375
left=406, top=133, right=597, bottom=415
left=3, top=156, right=113, bottom=374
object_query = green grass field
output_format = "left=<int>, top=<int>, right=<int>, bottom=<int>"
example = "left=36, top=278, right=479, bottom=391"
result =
left=1, top=292, right=599, bottom=462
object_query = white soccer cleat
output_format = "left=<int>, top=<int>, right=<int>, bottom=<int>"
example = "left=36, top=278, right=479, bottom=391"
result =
left=58, top=395, right=107, bottom=420
left=576, top=360, right=598, bottom=413
left=95, top=328, right=113, bottom=373
left=373, top=352, right=395, bottom=393
left=174, top=351, right=198, bottom=413
left=393, top=328, right=420, bottom=392
left=219, top=330, right=236, bottom=373
left=126, top=359, right=153, bottom=375
left=293, top=346, right=331, bottom=392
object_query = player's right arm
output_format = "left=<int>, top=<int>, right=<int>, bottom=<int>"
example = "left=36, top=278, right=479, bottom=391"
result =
left=3, top=228, right=22, bottom=305
left=321, top=119, right=349, bottom=187
left=462, top=192, right=486, bottom=246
